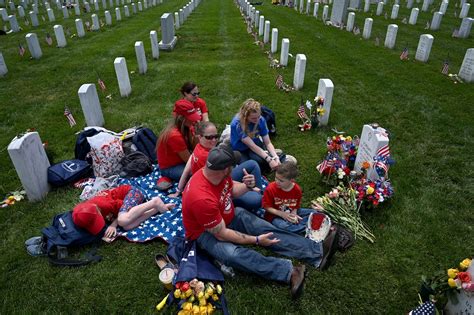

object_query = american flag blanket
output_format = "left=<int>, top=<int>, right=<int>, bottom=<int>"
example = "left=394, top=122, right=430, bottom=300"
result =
left=116, top=165, right=267, bottom=243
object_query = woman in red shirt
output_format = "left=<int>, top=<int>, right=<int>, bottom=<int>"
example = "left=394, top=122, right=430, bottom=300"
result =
left=174, top=81, right=209, bottom=122
left=156, top=101, right=200, bottom=190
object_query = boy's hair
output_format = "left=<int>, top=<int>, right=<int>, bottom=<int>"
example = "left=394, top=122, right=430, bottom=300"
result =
left=275, top=161, right=298, bottom=180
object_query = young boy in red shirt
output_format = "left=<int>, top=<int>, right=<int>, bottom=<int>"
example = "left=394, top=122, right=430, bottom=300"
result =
left=262, top=162, right=316, bottom=234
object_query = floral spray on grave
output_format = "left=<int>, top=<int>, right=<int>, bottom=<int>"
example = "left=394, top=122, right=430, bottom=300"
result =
left=296, top=97, right=325, bottom=131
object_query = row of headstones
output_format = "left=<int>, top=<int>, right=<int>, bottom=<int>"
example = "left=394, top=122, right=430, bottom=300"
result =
left=287, top=0, right=474, bottom=82
left=4, top=2, right=202, bottom=202
left=239, top=0, right=334, bottom=127
left=0, top=0, right=166, bottom=75
left=1, top=0, right=160, bottom=32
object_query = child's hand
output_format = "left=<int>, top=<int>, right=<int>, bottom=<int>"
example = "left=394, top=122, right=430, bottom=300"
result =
left=105, top=225, right=117, bottom=238
left=281, top=212, right=302, bottom=224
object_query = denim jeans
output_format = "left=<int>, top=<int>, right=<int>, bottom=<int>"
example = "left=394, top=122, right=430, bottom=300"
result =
left=271, top=208, right=316, bottom=234
left=197, top=207, right=323, bottom=283
left=238, top=138, right=267, bottom=170
left=160, top=163, right=186, bottom=181
left=231, top=160, right=263, bottom=212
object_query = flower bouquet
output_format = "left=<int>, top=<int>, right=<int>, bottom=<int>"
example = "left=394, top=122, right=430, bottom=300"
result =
left=311, top=185, right=375, bottom=243
left=350, top=176, right=394, bottom=208
left=297, top=97, right=326, bottom=131
left=156, top=278, right=223, bottom=315
left=316, top=135, right=359, bottom=185
left=419, top=258, right=473, bottom=311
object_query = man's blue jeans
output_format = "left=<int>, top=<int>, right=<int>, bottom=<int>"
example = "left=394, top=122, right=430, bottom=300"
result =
left=197, top=207, right=323, bottom=283
left=231, top=160, right=263, bottom=212
left=271, top=208, right=317, bottom=234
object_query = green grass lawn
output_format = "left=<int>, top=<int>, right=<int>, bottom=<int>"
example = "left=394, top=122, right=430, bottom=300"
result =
left=0, top=0, right=473, bottom=313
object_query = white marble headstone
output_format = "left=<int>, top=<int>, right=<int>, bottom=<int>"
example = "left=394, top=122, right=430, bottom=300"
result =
left=280, top=38, right=289, bottom=66
left=354, top=124, right=390, bottom=180
left=263, top=20, right=270, bottom=43
left=364, top=0, right=370, bottom=12
left=384, top=24, right=398, bottom=49
left=459, top=3, right=470, bottom=18
left=391, top=4, right=399, bottom=19
left=7, top=132, right=50, bottom=202
left=0, top=52, right=8, bottom=77
left=317, top=78, right=334, bottom=126
left=376, top=1, right=384, bottom=15
left=347, top=12, right=355, bottom=31
left=313, top=3, right=319, bottom=17
left=409, top=7, right=419, bottom=24
left=54, top=24, right=67, bottom=47
left=124, top=5, right=130, bottom=17
left=293, top=54, right=306, bottom=90
left=363, top=17, right=373, bottom=39
left=78, top=83, right=104, bottom=126
left=258, top=15, right=264, bottom=36
left=114, top=57, right=132, bottom=97
left=25, top=33, right=42, bottom=59
left=158, top=13, right=177, bottom=50
left=458, top=17, right=473, bottom=38
left=17, top=6, right=25, bottom=17
left=430, top=11, right=442, bottom=30
left=331, top=0, right=349, bottom=25
left=421, top=0, right=429, bottom=11
left=91, top=13, right=100, bottom=30
left=47, top=7, right=55, bottom=21
left=270, top=28, right=278, bottom=54
left=322, top=5, right=329, bottom=21
left=105, top=10, right=112, bottom=25
left=150, top=30, right=159, bottom=59
left=134, top=41, right=147, bottom=74
left=9, top=15, right=20, bottom=32
left=115, top=7, right=122, bottom=20
left=415, top=34, right=434, bottom=62
left=458, top=48, right=474, bottom=83
left=75, top=18, right=85, bottom=37
left=174, top=12, right=179, bottom=29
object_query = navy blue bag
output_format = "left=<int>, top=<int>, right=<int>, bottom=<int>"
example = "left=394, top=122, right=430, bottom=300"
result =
left=166, top=237, right=229, bottom=315
left=261, top=105, right=276, bottom=137
left=47, top=159, right=92, bottom=187
left=74, top=128, right=101, bottom=162
left=42, top=211, right=104, bottom=266
left=132, top=127, right=158, bottom=164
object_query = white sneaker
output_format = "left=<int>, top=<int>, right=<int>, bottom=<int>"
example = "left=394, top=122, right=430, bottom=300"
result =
left=284, top=154, right=297, bottom=165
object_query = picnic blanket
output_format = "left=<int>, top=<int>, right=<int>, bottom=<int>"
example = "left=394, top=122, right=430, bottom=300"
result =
left=115, top=165, right=267, bottom=244
left=116, top=165, right=184, bottom=243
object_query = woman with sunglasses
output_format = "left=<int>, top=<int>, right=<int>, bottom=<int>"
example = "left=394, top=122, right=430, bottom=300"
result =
left=170, top=121, right=263, bottom=212
left=230, top=99, right=281, bottom=171
left=174, top=82, right=209, bottom=122
left=156, top=101, right=201, bottom=190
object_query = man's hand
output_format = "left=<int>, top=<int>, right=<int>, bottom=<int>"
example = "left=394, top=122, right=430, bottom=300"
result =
left=242, top=168, right=256, bottom=189
left=257, top=232, right=280, bottom=246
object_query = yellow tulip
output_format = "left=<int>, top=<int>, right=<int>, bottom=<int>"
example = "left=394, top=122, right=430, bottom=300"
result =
left=447, top=268, right=459, bottom=279
left=448, top=278, right=457, bottom=288
left=174, top=289, right=181, bottom=299
left=192, top=305, right=200, bottom=314
left=156, top=295, right=168, bottom=311
left=199, top=306, right=208, bottom=314
left=366, top=187, right=375, bottom=195
left=182, top=302, right=193, bottom=311
left=459, top=258, right=472, bottom=271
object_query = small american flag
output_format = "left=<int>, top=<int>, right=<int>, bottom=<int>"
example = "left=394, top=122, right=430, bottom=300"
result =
left=409, top=301, right=435, bottom=315
left=375, top=160, right=389, bottom=177
left=64, top=107, right=77, bottom=127
left=384, top=12, right=388, bottom=19
left=297, top=104, right=307, bottom=119
left=400, top=47, right=409, bottom=60
left=45, top=33, right=53, bottom=46
left=441, top=59, right=449, bottom=75
left=375, top=36, right=380, bottom=46
left=402, top=17, right=407, bottom=24
left=425, top=21, right=430, bottom=29
left=316, top=158, right=334, bottom=174
left=376, top=144, right=390, bottom=158
left=41, top=15, right=46, bottom=21
left=98, top=78, right=107, bottom=91
left=275, top=74, right=284, bottom=89
left=452, top=28, right=459, bottom=37
left=18, top=43, right=26, bottom=56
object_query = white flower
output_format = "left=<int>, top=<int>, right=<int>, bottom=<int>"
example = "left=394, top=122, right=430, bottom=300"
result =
left=305, top=100, right=313, bottom=110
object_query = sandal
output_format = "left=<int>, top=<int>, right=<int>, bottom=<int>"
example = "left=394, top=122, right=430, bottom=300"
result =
left=155, top=254, right=176, bottom=270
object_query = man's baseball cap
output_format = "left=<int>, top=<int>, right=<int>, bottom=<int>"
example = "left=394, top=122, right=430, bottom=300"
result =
left=206, top=144, right=241, bottom=170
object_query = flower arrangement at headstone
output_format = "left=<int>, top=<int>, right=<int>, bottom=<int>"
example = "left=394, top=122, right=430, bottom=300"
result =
left=311, top=126, right=395, bottom=242
left=156, top=279, right=223, bottom=314
left=416, top=258, right=473, bottom=312
left=297, top=97, right=325, bottom=131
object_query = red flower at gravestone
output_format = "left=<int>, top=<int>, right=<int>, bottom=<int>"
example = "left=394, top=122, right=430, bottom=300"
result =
left=458, top=272, right=471, bottom=283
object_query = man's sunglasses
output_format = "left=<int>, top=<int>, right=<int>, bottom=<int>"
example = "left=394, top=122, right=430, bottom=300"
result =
left=191, top=92, right=200, bottom=96
left=203, top=134, right=219, bottom=140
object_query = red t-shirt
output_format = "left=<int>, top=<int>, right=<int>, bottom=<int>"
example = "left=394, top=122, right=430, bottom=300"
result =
left=85, top=185, right=131, bottom=221
left=262, top=182, right=302, bottom=222
left=157, top=127, right=188, bottom=169
left=190, top=143, right=210, bottom=174
left=182, top=169, right=234, bottom=240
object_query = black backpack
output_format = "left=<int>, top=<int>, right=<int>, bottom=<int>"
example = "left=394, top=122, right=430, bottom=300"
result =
left=261, top=105, right=276, bottom=137
left=119, top=151, right=153, bottom=178
left=41, top=211, right=104, bottom=266
left=132, top=127, right=158, bottom=164
left=74, top=128, right=102, bottom=163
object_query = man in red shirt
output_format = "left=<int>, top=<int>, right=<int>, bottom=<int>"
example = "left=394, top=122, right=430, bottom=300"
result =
left=182, top=144, right=337, bottom=298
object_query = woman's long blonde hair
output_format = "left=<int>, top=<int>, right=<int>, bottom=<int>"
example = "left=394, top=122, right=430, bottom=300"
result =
left=238, top=98, right=261, bottom=138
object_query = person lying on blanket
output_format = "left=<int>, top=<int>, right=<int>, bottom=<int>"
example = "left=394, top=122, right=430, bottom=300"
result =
left=169, top=121, right=263, bottom=212
left=72, top=185, right=175, bottom=239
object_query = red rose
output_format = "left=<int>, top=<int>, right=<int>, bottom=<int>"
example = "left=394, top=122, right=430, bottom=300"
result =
left=180, top=282, right=190, bottom=292
left=458, top=272, right=471, bottom=283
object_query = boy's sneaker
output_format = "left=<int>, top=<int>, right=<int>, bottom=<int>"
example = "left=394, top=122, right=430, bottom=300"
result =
left=157, top=177, right=172, bottom=191
left=284, top=154, right=298, bottom=165
left=26, top=243, right=47, bottom=257
left=24, top=236, right=43, bottom=247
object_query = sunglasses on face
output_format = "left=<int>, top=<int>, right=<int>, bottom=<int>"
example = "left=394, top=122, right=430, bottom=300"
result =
left=203, top=134, right=219, bottom=140
left=191, top=91, right=200, bottom=96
